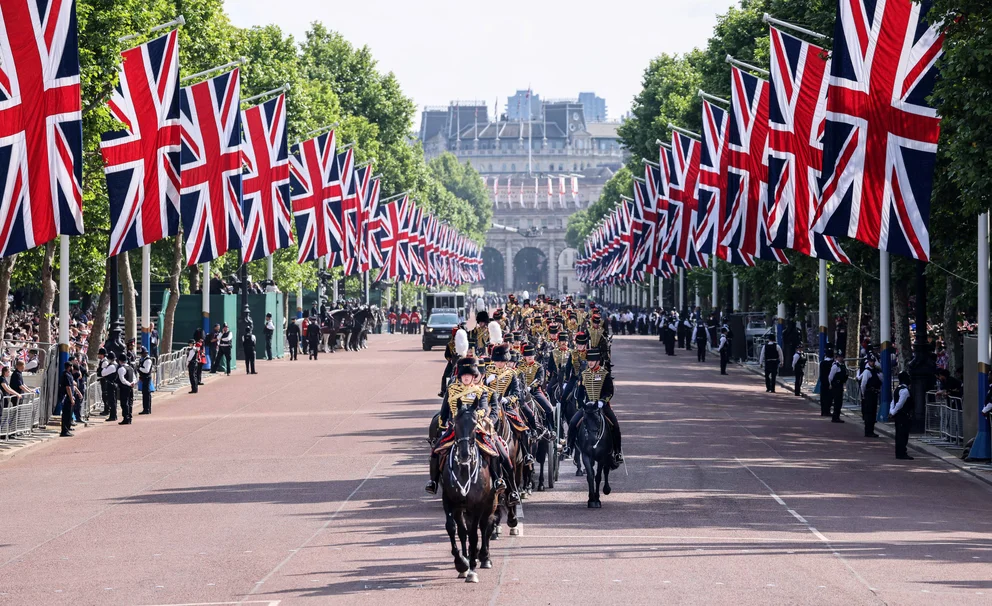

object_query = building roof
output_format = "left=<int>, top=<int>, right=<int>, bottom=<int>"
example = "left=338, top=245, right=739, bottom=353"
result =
left=460, top=121, right=566, bottom=140
left=585, top=122, right=621, bottom=138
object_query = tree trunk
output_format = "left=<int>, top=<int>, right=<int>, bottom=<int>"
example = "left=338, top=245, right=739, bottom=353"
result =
left=189, top=263, right=200, bottom=294
left=119, top=252, right=137, bottom=341
left=0, top=255, right=17, bottom=340
left=161, top=235, right=184, bottom=355
left=87, top=258, right=113, bottom=364
left=943, top=274, right=962, bottom=376
left=846, top=285, right=863, bottom=361
left=38, top=241, right=56, bottom=372
left=893, top=278, right=912, bottom=370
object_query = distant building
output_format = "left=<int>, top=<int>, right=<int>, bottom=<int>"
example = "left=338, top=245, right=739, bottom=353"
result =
left=578, top=92, right=607, bottom=122
left=506, top=90, right=541, bottom=121
left=418, top=97, right=628, bottom=296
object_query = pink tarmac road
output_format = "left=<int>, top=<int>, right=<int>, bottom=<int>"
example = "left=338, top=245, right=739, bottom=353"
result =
left=0, top=334, right=990, bottom=606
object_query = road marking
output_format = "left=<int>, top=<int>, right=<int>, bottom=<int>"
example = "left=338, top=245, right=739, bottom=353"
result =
left=241, top=455, right=384, bottom=602
left=141, top=602, right=279, bottom=606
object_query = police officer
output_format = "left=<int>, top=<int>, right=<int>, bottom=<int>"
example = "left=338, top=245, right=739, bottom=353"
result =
left=137, top=346, right=153, bottom=415
left=692, top=319, right=710, bottom=363
left=186, top=340, right=200, bottom=394
left=758, top=337, right=783, bottom=393
left=665, top=313, right=678, bottom=356
left=859, top=354, right=882, bottom=437
left=286, top=318, right=300, bottom=361
left=307, top=313, right=321, bottom=360
left=216, top=323, right=233, bottom=375
left=264, top=313, right=275, bottom=360
left=59, top=360, right=75, bottom=437
left=718, top=327, right=730, bottom=375
left=96, top=347, right=112, bottom=416
left=116, top=356, right=135, bottom=425
left=243, top=319, right=257, bottom=374
left=890, top=371, right=914, bottom=459
left=819, top=347, right=834, bottom=416
left=828, top=353, right=849, bottom=423
left=792, top=344, right=806, bottom=396
left=101, top=351, right=120, bottom=421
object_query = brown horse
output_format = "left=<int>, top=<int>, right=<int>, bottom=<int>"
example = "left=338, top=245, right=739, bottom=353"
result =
left=490, top=397, right=524, bottom=539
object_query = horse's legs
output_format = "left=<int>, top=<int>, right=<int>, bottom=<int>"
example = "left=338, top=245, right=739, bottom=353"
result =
left=444, top=500, right=469, bottom=574
left=456, top=510, right=469, bottom=564
left=583, top=453, right=597, bottom=508
left=603, top=463, right=612, bottom=496
left=594, top=461, right=604, bottom=507
left=467, top=515, right=480, bottom=582
left=479, top=504, right=495, bottom=569
left=536, top=440, right=547, bottom=491
left=491, top=499, right=503, bottom=541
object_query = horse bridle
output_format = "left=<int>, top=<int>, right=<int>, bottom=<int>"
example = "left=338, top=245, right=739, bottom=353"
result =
left=448, top=435, right=480, bottom=497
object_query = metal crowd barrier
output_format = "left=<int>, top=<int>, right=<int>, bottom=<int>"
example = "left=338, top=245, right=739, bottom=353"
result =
left=82, top=347, right=192, bottom=418
left=0, top=392, right=41, bottom=439
left=922, top=390, right=965, bottom=448
left=804, top=353, right=820, bottom=387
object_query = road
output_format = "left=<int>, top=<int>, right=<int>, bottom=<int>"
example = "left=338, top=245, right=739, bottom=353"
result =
left=0, top=333, right=990, bottom=605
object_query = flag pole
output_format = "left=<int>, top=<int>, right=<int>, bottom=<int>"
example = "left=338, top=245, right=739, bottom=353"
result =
left=818, top=258, right=828, bottom=360
left=241, top=83, right=290, bottom=106
left=118, top=15, right=185, bottom=42
left=973, top=213, right=992, bottom=459
left=181, top=58, right=247, bottom=84
left=58, top=235, right=69, bottom=394
left=297, top=281, right=304, bottom=319
left=762, top=13, right=830, bottom=41
left=141, top=245, right=151, bottom=352
left=202, top=261, right=211, bottom=369
left=878, top=252, right=891, bottom=422
left=725, top=55, right=770, bottom=77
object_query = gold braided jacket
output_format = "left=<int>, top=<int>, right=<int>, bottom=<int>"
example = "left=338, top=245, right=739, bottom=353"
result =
left=518, top=361, right=541, bottom=386
left=445, top=383, right=487, bottom=419
left=488, top=366, right=518, bottom=397
left=570, top=350, right=587, bottom=374
left=566, top=318, right=579, bottom=333
left=589, top=327, right=604, bottom=348
left=581, top=368, right=610, bottom=402
left=472, top=325, right=489, bottom=348
left=552, top=349, right=570, bottom=371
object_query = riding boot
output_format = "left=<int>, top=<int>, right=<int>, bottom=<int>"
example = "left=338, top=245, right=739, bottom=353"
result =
left=425, top=454, right=440, bottom=494
left=489, top=458, right=507, bottom=492
left=497, top=457, right=520, bottom=505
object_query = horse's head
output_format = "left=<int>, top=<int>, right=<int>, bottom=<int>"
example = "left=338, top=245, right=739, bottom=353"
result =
left=452, top=402, right=480, bottom=466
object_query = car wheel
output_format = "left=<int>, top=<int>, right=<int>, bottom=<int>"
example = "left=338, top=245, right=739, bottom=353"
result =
left=423, top=343, right=432, bottom=351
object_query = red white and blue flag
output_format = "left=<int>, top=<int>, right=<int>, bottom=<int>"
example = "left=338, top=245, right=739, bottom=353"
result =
left=666, top=132, right=707, bottom=268
left=363, top=177, right=382, bottom=271
left=344, top=163, right=371, bottom=275
left=101, top=29, right=180, bottom=257
left=376, top=195, right=411, bottom=281
left=290, top=131, right=337, bottom=264
left=723, top=66, right=788, bottom=264
left=325, top=147, right=353, bottom=269
left=241, top=93, right=291, bottom=263
left=0, top=0, right=83, bottom=257
left=766, top=27, right=849, bottom=263
left=813, top=0, right=943, bottom=261
left=179, top=69, right=243, bottom=265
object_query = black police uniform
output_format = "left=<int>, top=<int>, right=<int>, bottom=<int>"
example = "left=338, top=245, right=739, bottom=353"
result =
left=286, top=321, right=300, bottom=360
left=138, top=354, right=153, bottom=414
left=243, top=328, right=257, bottom=374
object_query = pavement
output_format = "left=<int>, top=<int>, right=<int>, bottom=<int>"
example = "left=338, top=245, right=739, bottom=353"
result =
left=0, top=334, right=990, bottom=606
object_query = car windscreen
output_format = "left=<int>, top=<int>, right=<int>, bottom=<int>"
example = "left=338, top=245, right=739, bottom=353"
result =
left=428, top=313, right=459, bottom=326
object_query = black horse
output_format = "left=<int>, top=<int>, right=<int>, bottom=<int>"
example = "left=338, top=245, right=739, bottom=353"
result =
left=440, top=405, right=498, bottom=583
left=575, top=402, right=613, bottom=508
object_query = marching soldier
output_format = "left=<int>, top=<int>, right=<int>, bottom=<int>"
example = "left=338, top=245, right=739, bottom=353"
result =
left=518, top=343, right=554, bottom=431
left=859, top=354, right=882, bottom=437
left=758, top=337, right=783, bottom=393
left=564, top=349, right=622, bottom=468
left=137, top=346, right=153, bottom=415
left=890, top=371, right=914, bottom=460
left=561, top=332, right=590, bottom=406
left=243, top=319, right=257, bottom=375
left=792, top=344, right=806, bottom=396
left=828, top=353, right=849, bottom=423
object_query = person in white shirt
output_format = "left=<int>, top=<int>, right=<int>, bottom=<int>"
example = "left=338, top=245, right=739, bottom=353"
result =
left=717, top=328, right=729, bottom=375
left=890, top=371, right=913, bottom=460
left=758, top=337, right=784, bottom=392
left=792, top=344, right=806, bottom=396
left=116, top=358, right=136, bottom=425
left=137, top=347, right=154, bottom=415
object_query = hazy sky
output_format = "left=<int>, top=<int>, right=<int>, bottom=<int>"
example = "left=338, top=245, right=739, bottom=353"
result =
left=225, top=0, right=737, bottom=122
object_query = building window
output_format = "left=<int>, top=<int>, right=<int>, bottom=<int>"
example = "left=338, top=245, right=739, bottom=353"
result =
left=501, top=163, right=507, bottom=171
left=511, top=163, right=516, bottom=172
left=488, top=164, right=493, bottom=171
left=558, top=164, right=564, bottom=171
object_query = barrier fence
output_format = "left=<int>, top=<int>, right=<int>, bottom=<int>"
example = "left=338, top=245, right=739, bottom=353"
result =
left=82, top=347, right=192, bottom=419
left=922, top=390, right=965, bottom=448
left=0, top=392, right=41, bottom=439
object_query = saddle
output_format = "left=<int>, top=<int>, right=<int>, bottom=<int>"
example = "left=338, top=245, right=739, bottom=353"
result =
left=433, top=430, right=498, bottom=458
left=503, top=408, right=529, bottom=433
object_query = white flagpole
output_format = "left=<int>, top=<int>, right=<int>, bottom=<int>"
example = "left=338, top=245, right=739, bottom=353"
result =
left=818, top=259, right=828, bottom=359
left=297, top=281, right=304, bottom=319
left=712, top=268, right=718, bottom=313
left=202, top=260, right=211, bottom=367
left=733, top=273, right=740, bottom=311
left=879, top=252, right=892, bottom=421
left=58, top=236, right=69, bottom=377
left=141, top=245, right=151, bottom=352
left=266, top=256, right=274, bottom=281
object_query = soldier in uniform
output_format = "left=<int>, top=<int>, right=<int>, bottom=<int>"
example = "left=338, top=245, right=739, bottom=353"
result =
left=588, top=315, right=609, bottom=366
left=242, top=319, right=257, bottom=375
left=564, top=349, right=622, bottom=468
left=758, top=337, right=783, bottom=393
left=518, top=343, right=554, bottom=432
left=561, top=332, right=589, bottom=407
left=427, top=357, right=520, bottom=504
left=137, top=346, right=153, bottom=415
left=472, top=310, right=491, bottom=356
left=890, top=371, right=914, bottom=459
left=859, top=354, right=882, bottom=437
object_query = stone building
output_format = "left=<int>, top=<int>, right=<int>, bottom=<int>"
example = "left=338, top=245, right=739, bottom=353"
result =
left=419, top=96, right=626, bottom=295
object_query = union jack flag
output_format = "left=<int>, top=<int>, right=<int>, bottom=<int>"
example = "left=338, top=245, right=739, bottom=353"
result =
left=241, top=93, right=291, bottom=263
left=633, top=173, right=657, bottom=273
left=696, top=99, right=745, bottom=265
left=376, top=195, right=410, bottom=281
left=814, top=0, right=943, bottom=261
left=666, top=132, right=707, bottom=268
left=767, top=27, right=849, bottom=263
left=290, top=131, right=336, bottom=264
left=343, top=162, right=370, bottom=275
left=645, top=160, right=671, bottom=275
left=101, top=30, right=180, bottom=257
left=180, top=69, right=243, bottom=266
left=0, top=0, right=83, bottom=258
left=362, top=177, right=382, bottom=271
left=723, top=66, right=787, bottom=264
left=325, top=147, right=353, bottom=269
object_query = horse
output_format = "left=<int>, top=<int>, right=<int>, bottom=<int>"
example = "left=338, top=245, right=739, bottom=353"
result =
left=575, top=402, right=614, bottom=508
left=351, top=307, right=374, bottom=350
left=440, top=404, right=498, bottom=583
left=489, top=397, right=522, bottom=540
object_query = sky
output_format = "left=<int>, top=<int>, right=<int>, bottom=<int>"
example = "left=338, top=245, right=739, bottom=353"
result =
left=225, top=0, right=738, bottom=124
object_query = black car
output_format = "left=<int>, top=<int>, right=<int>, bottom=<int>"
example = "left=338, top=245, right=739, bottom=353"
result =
left=422, top=309, right=460, bottom=351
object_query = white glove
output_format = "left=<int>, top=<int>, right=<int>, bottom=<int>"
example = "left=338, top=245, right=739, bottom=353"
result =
left=889, top=405, right=896, bottom=416
left=598, top=400, right=604, bottom=409
left=485, top=374, right=496, bottom=385
left=982, top=402, right=992, bottom=414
